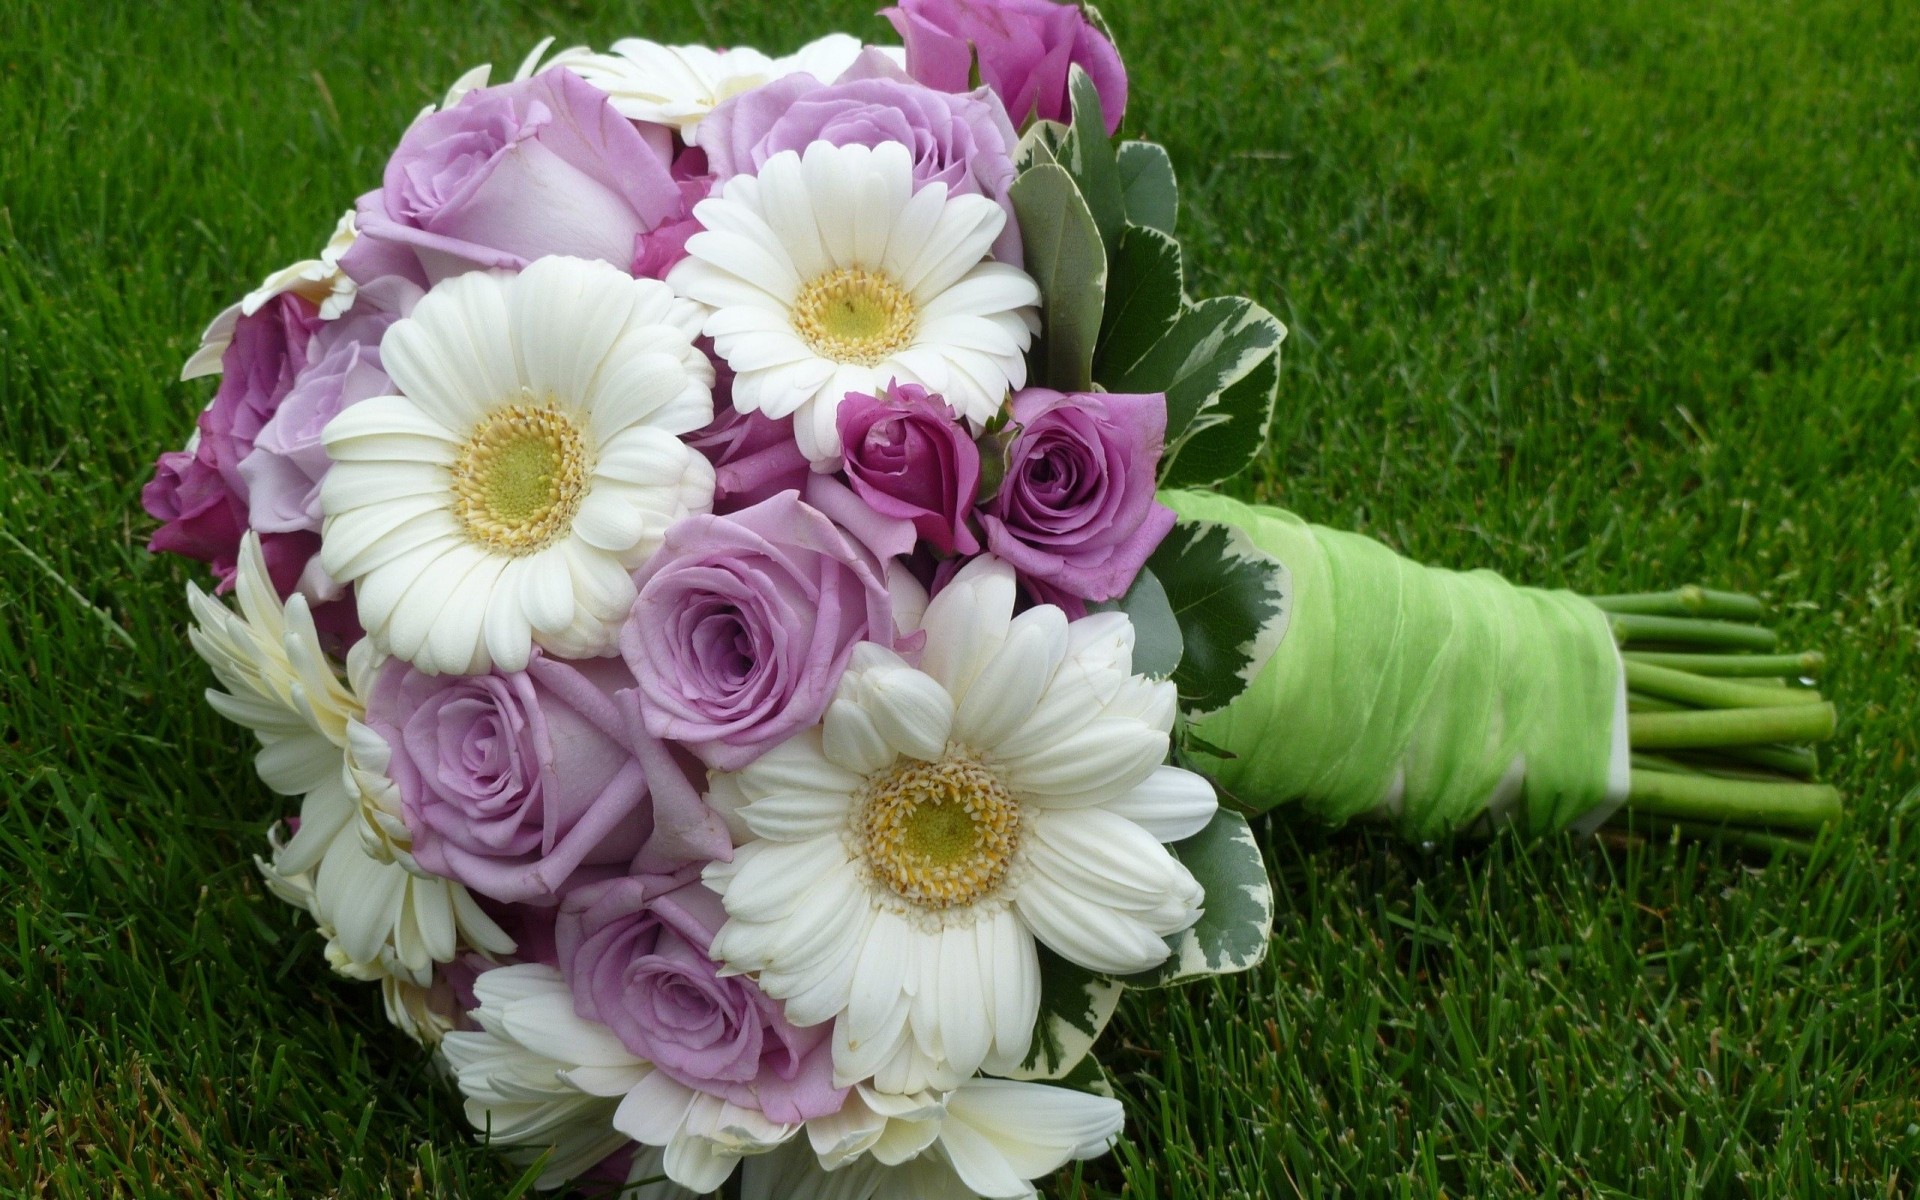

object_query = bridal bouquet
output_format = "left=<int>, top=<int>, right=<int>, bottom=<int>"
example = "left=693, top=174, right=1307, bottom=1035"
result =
left=144, top=0, right=1839, bottom=1194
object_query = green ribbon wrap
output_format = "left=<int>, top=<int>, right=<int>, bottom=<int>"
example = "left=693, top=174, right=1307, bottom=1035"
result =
left=1160, top=490, right=1629, bottom=839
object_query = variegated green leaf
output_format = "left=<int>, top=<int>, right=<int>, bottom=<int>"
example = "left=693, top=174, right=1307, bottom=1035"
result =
left=1116, top=140, right=1178, bottom=235
left=1161, top=331, right=1282, bottom=488
left=1082, top=2, right=1120, bottom=59
left=1049, top=1049, right=1116, bottom=1099
left=1009, top=163, right=1107, bottom=393
left=1006, top=947, right=1122, bottom=1081
left=1061, top=66, right=1124, bottom=248
left=1109, top=295, right=1285, bottom=487
left=1095, top=223, right=1184, bottom=381
left=1124, top=809, right=1274, bottom=987
left=1089, top=566, right=1181, bottom=679
left=1147, top=517, right=1291, bottom=718
left=1015, top=119, right=1067, bottom=173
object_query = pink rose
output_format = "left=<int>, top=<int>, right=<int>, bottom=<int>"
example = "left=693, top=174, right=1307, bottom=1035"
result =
left=884, top=0, right=1128, bottom=133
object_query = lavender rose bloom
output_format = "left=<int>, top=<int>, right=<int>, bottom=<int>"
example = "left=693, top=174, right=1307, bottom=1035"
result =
left=557, top=875, right=842, bottom=1123
left=370, top=654, right=732, bottom=906
left=144, top=292, right=320, bottom=585
left=981, top=387, right=1176, bottom=605
left=838, top=382, right=982, bottom=555
left=622, top=492, right=895, bottom=771
left=884, top=0, right=1128, bottom=134
left=239, top=306, right=398, bottom=535
left=700, top=51, right=1021, bottom=260
left=340, top=68, right=682, bottom=287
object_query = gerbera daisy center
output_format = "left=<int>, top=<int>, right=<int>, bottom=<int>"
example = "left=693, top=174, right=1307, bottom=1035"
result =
left=450, top=400, right=593, bottom=556
left=791, top=267, right=918, bottom=367
left=857, top=756, right=1022, bottom=910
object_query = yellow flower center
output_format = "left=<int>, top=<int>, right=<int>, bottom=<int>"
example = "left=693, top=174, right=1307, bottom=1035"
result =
left=857, top=756, right=1021, bottom=910
left=450, top=400, right=592, bottom=556
left=791, top=267, right=918, bottom=366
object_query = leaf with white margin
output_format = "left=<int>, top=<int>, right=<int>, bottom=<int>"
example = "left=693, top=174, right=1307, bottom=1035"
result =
left=1095, top=223, right=1184, bottom=382
left=1059, top=66, right=1124, bottom=249
left=1146, top=517, right=1292, bottom=719
left=1121, top=809, right=1273, bottom=988
left=1015, top=119, right=1067, bottom=173
left=1048, top=1047, right=1117, bottom=1100
left=1087, top=566, right=1181, bottom=680
left=1010, top=163, right=1108, bottom=393
left=1116, top=140, right=1178, bottom=235
left=1111, top=294, right=1286, bottom=488
left=1004, top=947, right=1122, bottom=1082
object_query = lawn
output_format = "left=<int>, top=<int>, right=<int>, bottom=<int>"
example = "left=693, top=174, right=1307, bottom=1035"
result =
left=3, top=0, right=1917, bottom=1196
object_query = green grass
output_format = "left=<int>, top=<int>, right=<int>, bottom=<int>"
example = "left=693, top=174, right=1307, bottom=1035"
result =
left=3, top=0, right=1917, bottom=1195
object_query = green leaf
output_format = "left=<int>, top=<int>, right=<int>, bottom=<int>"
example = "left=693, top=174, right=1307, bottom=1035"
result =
left=1095, top=223, right=1184, bottom=381
left=1009, top=163, right=1108, bottom=392
left=1108, top=295, right=1286, bottom=484
left=1014, top=120, right=1067, bottom=173
left=1159, top=330, right=1282, bottom=489
left=1081, top=2, right=1121, bottom=60
left=1116, top=140, right=1178, bottom=235
left=1007, top=947, right=1123, bottom=1081
left=1124, top=809, right=1274, bottom=987
left=1049, top=1050, right=1117, bottom=1099
left=1088, top=567, right=1182, bottom=678
left=1061, top=66, right=1124, bottom=248
left=1147, top=517, right=1292, bottom=718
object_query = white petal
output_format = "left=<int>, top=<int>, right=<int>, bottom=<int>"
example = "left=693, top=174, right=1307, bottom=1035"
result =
left=996, top=717, right=1169, bottom=809
left=917, top=557, right=1017, bottom=700
left=943, top=1079, right=1124, bottom=1180
left=738, top=729, right=864, bottom=803
left=1100, top=766, right=1220, bottom=843
left=822, top=696, right=897, bottom=776
left=1026, top=807, right=1204, bottom=921
left=949, top=606, right=1069, bottom=749
left=861, top=667, right=954, bottom=762
left=710, top=836, right=851, bottom=927
left=1013, top=870, right=1179, bottom=975
left=381, top=270, right=521, bottom=431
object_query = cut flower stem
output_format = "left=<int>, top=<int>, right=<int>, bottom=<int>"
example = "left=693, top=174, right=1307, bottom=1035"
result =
left=1608, top=612, right=1779, bottom=651
left=1599, top=588, right=1842, bottom=836
left=1628, top=702, right=1837, bottom=750
left=1624, top=649, right=1825, bottom=678
left=1589, top=586, right=1767, bottom=621
left=1624, top=769, right=1841, bottom=831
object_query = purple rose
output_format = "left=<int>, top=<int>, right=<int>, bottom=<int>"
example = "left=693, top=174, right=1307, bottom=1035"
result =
left=621, top=492, right=896, bottom=771
left=340, top=69, right=683, bottom=288
left=700, top=52, right=1021, bottom=260
left=838, top=382, right=982, bottom=555
left=371, top=654, right=732, bottom=905
left=884, top=0, right=1128, bottom=135
left=239, top=307, right=398, bottom=535
left=684, top=405, right=812, bottom=513
left=144, top=292, right=320, bottom=583
left=557, top=876, right=842, bottom=1124
left=981, top=387, right=1176, bottom=606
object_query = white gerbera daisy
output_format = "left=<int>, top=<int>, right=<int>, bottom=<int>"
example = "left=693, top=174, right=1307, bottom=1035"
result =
left=746, top=1079, right=1124, bottom=1200
left=667, top=140, right=1039, bottom=461
left=192, top=534, right=512, bottom=991
left=319, top=256, right=717, bottom=675
left=537, top=33, right=896, bottom=139
left=703, top=557, right=1217, bottom=1094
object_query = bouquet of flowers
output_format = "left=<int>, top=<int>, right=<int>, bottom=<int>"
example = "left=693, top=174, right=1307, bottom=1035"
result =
left=144, top=1, right=1841, bottom=1195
